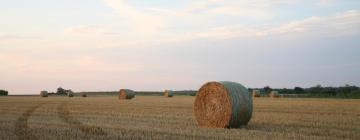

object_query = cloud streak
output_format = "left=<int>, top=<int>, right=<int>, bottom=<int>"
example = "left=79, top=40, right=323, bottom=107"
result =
left=193, top=10, right=360, bottom=40
left=102, top=0, right=166, bottom=35
left=0, top=35, right=40, bottom=41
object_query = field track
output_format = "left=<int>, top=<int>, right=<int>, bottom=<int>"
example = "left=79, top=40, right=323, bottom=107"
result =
left=57, top=101, right=108, bottom=136
left=15, top=103, right=44, bottom=140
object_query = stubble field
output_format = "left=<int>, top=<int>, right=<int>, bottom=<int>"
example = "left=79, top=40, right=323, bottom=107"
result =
left=0, top=96, right=359, bottom=140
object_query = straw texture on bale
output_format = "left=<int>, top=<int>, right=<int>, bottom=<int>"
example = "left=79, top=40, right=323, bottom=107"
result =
left=163, top=90, right=174, bottom=97
left=119, top=89, right=135, bottom=100
left=40, top=91, right=48, bottom=97
left=269, top=91, right=280, bottom=98
left=252, top=90, right=261, bottom=97
left=194, top=81, right=253, bottom=128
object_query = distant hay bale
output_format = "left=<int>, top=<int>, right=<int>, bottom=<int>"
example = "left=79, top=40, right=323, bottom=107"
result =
left=68, top=91, right=74, bottom=97
left=119, top=89, right=135, bottom=100
left=194, top=81, right=253, bottom=128
left=269, top=91, right=280, bottom=98
left=81, top=93, right=87, bottom=97
left=252, top=90, right=261, bottom=97
left=163, top=90, right=174, bottom=97
left=40, top=91, right=48, bottom=97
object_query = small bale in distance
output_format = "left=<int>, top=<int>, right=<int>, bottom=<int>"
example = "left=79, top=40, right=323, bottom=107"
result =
left=40, top=91, right=48, bottom=97
left=119, top=89, right=135, bottom=100
left=269, top=91, right=280, bottom=98
left=67, top=91, right=74, bottom=97
left=163, top=90, right=174, bottom=97
left=194, top=81, right=253, bottom=128
left=81, top=93, right=87, bottom=97
left=252, top=90, right=261, bottom=97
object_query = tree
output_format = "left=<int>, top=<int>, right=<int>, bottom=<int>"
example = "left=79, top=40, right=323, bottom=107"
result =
left=0, top=89, right=8, bottom=96
left=337, top=84, right=359, bottom=97
left=322, top=87, right=337, bottom=96
left=308, top=84, right=323, bottom=94
left=56, top=87, right=66, bottom=95
left=263, top=86, right=272, bottom=94
left=294, top=87, right=305, bottom=94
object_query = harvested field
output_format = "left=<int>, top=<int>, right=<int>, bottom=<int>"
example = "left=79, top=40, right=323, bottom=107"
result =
left=0, top=96, right=359, bottom=140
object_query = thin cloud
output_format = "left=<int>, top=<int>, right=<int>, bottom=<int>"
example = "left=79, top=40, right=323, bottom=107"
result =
left=102, top=0, right=166, bottom=35
left=193, top=10, right=360, bottom=40
left=64, top=25, right=105, bottom=35
left=0, top=53, right=143, bottom=75
left=0, top=35, right=40, bottom=41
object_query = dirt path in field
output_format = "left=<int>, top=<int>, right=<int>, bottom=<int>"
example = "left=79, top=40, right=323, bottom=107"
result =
left=57, top=101, right=108, bottom=137
left=15, top=103, right=44, bottom=140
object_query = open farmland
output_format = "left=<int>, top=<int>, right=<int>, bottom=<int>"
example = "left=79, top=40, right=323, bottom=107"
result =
left=0, top=96, right=359, bottom=140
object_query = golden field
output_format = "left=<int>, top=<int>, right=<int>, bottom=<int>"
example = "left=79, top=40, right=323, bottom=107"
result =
left=0, top=96, right=359, bottom=140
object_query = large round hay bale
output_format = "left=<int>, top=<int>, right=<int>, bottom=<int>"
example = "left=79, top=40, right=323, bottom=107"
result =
left=40, top=91, right=48, bottom=97
left=163, top=90, right=174, bottom=97
left=194, top=81, right=253, bottom=128
left=269, top=91, right=279, bottom=98
left=119, top=89, right=135, bottom=100
left=252, top=90, right=260, bottom=97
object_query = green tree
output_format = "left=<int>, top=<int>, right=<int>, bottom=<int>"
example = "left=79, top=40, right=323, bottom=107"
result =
left=0, top=89, right=8, bottom=96
left=322, top=87, right=336, bottom=96
left=308, top=85, right=323, bottom=94
left=337, top=84, right=359, bottom=98
left=294, top=87, right=305, bottom=94
left=264, top=86, right=272, bottom=94
left=56, top=87, right=66, bottom=95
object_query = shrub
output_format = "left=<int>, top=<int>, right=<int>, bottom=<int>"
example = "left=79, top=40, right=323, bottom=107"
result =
left=0, top=89, right=8, bottom=96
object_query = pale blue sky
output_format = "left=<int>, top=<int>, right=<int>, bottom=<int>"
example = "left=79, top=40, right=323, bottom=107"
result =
left=1, top=0, right=360, bottom=94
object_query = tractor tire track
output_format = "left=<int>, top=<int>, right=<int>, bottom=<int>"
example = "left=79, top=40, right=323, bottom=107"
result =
left=57, top=101, right=108, bottom=137
left=15, top=103, right=44, bottom=140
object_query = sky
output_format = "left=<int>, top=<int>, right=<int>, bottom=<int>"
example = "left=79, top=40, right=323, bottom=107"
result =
left=1, top=0, right=360, bottom=95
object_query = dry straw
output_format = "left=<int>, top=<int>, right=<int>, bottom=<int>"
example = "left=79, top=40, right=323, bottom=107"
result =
left=119, top=89, right=135, bottom=100
left=163, top=90, right=174, bottom=97
left=269, top=91, right=280, bottom=98
left=40, top=91, right=48, bottom=97
left=194, top=81, right=253, bottom=128
left=252, top=90, right=261, bottom=97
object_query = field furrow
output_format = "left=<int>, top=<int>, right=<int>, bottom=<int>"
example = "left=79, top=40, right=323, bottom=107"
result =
left=14, top=103, right=44, bottom=140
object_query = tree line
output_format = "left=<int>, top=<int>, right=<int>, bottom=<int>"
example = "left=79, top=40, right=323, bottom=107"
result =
left=1, top=85, right=359, bottom=98
left=251, top=84, right=360, bottom=98
left=0, top=89, right=8, bottom=96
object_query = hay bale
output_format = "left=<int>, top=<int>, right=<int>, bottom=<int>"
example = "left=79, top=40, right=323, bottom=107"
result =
left=252, top=90, right=261, bottom=97
left=194, top=81, right=253, bottom=128
left=163, top=90, right=174, bottom=97
left=81, top=93, right=87, bottom=97
left=269, top=91, right=280, bottom=98
left=40, top=91, right=48, bottom=97
left=119, top=89, right=135, bottom=100
left=67, top=91, right=74, bottom=97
